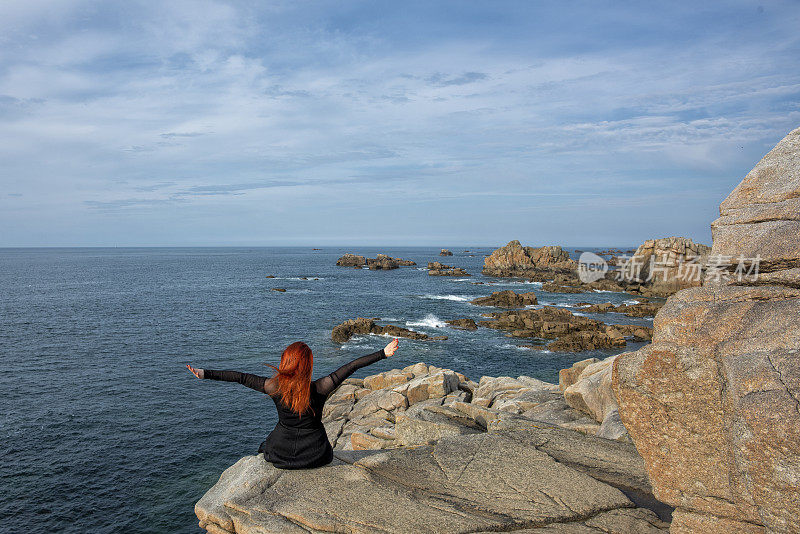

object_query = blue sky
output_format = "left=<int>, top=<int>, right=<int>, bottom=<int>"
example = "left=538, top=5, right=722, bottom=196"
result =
left=1, top=1, right=799, bottom=247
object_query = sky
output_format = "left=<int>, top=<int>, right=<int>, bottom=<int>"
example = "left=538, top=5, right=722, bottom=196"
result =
left=1, top=1, right=799, bottom=247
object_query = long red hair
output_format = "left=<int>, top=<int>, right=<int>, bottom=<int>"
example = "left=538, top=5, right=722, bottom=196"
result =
left=266, top=341, right=314, bottom=416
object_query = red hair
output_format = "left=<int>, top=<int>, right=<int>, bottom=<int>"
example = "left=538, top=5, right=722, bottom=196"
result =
left=266, top=341, right=314, bottom=416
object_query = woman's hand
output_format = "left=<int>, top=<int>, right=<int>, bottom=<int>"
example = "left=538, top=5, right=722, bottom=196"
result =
left=384, top=338, right=399, bottom=357
left=187, top=364, right=204, bottom=379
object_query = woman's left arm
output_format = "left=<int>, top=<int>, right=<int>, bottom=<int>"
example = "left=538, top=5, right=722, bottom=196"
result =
left=187, top=364, right=268, bottom=393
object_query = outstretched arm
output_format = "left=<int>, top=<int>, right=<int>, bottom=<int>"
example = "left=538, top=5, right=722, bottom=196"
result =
left=315, top=338, right=399, bottom=397
left=187, top=364, right=269, bottom=394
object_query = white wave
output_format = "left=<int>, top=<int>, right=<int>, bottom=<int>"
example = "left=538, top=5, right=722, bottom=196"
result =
left=448, top=278, right=472, bottom=282
left=415, top=267, right=428, bottom=271
left=380, top=317, right=400, bottom=322
left=622, top=299, right=641, bottom=305
left=572, top=311, right=588, bottom=316
left=592, top=289, right=615, bottom=293
left=419, top=294, right=471, bottom=302
left=498, top=343, right=541, bottom=351
left=406, top=314, right=446, bottom=328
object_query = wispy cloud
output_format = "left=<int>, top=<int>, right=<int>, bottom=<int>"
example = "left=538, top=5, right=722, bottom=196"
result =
left=1, top=1, right=799, bottom=245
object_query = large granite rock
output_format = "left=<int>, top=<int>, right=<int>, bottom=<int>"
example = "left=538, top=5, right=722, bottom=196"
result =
left=196, top=427, right=668, bottom=534
left=482, top=240, right=577, bottom=277
left=618, top=236, right=710, bottom=297
left=613, top=127, right=800, bottom=533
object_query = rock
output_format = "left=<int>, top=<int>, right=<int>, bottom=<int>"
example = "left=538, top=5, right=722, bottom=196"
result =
left=197, top=425, right=666, bottom=534
left=349, top=431, right=396, bottom=450
left=348, top=389, right=408, bottom=419
left=363, top=369, right=413, bottom=390
left=337, top=253, right=416, bottom=269
left=439, top=248, right=453, bottom=256
left=470, top=289, right=538, bottom=307
left=482, top=240, right=577, bottom=277
left=479, top=306, right=640, bottom=352
left=613, top=127, right=800, bottom=533
left=582, top=301, right=664, bottom=317
left=711, top=127, right=800, bottom=273
left=331, top=317, right=446, bottom=343
left=618, top=236, right=711, bottom=297
left=265, top=275, right=276, bottom=278
left=547, top=330, right=626, bottom=352
left=563, top=355, right=619, bottom=422
left=392, top=371, right=460, bottom=405
left=426, top=261, right=470, bottom=276
left=445, top=317, right=477, bottom=330
left=394, top=409, right=481, bottom=446
left=597, top=409, right=630, bottom=442
left=559, top=358, right=600, bottom=391
left=270, top=287, right=286, bottom=292
left=335, top=253, right=366, bottom=267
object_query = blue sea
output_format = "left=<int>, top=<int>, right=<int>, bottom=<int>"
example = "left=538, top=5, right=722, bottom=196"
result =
left=0, top=246, right=652, bottom=533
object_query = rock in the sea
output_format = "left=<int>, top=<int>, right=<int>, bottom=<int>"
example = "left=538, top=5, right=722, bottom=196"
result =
left=336, top=253, right=416, bottom=269
left=271, top=287, right=286, bottom=292
left=336, top=253, right=366, bottom=267
left=582, top=300, right=663, bottom=317
left=619, top=236, right=710, bottom=297
left=470, top=289, right=538, bottom=307
left=330, top=317, right=447, bottom=343
left=613, top=127, right=800, bottom=533
left=482, top=240, right=577, bottom=277
left=445, top=317, right=478, bottom=330
left=426, top=261, right=469, bottom=276
left=478, top=306, right=643, bottom=352
left=439, top=248, right=453, bottom=256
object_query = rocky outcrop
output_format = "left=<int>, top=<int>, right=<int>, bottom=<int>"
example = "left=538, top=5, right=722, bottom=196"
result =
left=330, top=318, right=447, bottom=343
left=197, top=362, right=671, bottom=534
left=336, top=253, right=416, bottom=269
left=336, top=253, right=366, bottom=267
left=439, top=248, right=453, bottom=256
left=618, top=237, right=710, bottom=297
left=482, top=240, right=577, bottom=277
left=477, top=306, right=651, bottom=352
left=613, top=127, right=800, bottom=533
left=445, top=318, right=478, bottom=330
left=581, top=301, right=663, bottom=317
left=470, top=289, right=538, bottom=307
left=426, top=261, right=469, bottom=276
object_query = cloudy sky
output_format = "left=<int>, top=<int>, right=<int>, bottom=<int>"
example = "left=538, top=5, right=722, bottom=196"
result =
left=1, top=1, right=799, bottom=247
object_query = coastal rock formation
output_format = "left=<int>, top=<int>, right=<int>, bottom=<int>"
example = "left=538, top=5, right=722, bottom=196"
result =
left=331, top=317, right=447, bottom=343
left=581, top=300, right=663, bottom=317
left=477, top=306, right=651, bottom=352
left=336, top=253, right=366, bottom=267
left=445, top=318, right=478, bottom=330
left=439, top=248, right=453, bottom=256
left=470, top=289, right=538, bottom=307
left=482, top=240, right=577, bottom=277
left=619, top=237, right=710, bottom=297
left=612, top=127, right=800, bottom=533
left=197, top=361, right=672, bottom=533
left=426, top=261, right=470, bottom=276
left=336, top=253, right=416, bottom=269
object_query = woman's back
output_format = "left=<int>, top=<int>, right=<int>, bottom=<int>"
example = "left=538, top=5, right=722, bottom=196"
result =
left=197, top=345, right=391, bottom=469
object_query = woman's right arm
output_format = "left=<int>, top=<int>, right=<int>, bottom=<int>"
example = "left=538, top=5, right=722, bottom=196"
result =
left=316, top=338, right=399, bottom=397
left=187, top=364, right=269, bottom=394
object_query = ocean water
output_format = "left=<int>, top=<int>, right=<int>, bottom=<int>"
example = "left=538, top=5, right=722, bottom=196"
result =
left=0, top=246, right=652, bottom=533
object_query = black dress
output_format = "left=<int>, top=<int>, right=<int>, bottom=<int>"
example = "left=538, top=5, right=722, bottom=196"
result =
left=202, top=348, right=386, bottom=469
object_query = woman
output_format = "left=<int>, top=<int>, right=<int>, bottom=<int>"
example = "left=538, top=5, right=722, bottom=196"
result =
left=186, top=338, right=399, bottom=469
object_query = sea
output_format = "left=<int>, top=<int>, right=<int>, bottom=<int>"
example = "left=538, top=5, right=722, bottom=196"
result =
left=0, top=246, right=653, bottom=533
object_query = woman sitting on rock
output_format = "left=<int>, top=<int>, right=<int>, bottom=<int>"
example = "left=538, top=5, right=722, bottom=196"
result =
left=186, top=338, right=399, bottom=469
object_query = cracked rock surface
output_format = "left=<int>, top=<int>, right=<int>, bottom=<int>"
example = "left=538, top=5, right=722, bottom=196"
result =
left=196, top=426, right=668, bottom=534
left=613, top=126, right=800, bottom=533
